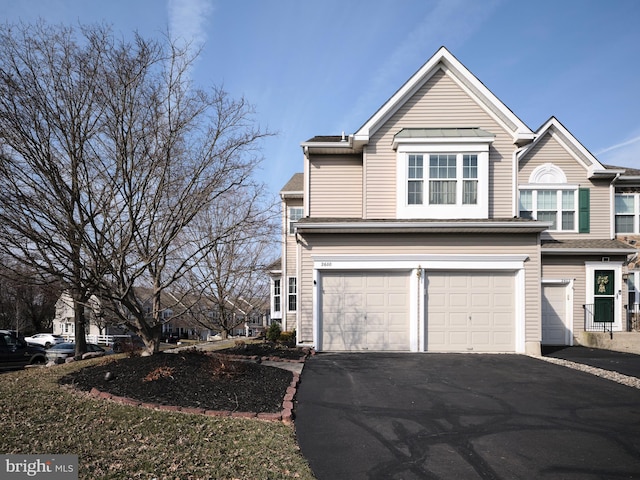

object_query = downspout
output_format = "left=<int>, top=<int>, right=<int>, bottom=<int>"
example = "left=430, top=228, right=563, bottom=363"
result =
left=610, top=173, right=621, bottom=239
left=512, top=144, right=530, bottom=217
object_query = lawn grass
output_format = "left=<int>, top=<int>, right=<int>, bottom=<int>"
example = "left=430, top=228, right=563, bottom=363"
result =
left=0, top=358, right=316, bottom=479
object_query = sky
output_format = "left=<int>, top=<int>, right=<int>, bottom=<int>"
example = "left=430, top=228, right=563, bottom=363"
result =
left=1, top=0, right=639, bottom=198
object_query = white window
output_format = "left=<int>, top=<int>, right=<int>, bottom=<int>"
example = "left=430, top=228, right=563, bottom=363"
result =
left=273, top=279, right=281, bottom=313
left=288, top=207, right=303, bottom=234
left=518, top=188, right=576, bottom=231
left=397, top=147, right=489, bottom=219
left=407, top=153, right=480, bottom=206
left=288, top=277, right=297, bottom=311
left=615, top=194, right=638, bottom=234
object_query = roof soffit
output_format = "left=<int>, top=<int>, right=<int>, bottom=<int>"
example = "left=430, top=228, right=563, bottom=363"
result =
left=354, top=47, right=533, bottom=146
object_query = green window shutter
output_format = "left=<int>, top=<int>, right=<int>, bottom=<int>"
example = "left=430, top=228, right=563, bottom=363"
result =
left=578, top=188, right=590, bottom=233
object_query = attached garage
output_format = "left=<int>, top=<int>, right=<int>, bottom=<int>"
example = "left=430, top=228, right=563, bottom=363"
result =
left=320, top=271, right=410, bottom=351
left=426, top=271, right=515, bottom=352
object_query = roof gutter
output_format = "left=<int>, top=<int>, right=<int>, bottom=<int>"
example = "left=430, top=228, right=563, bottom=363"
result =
left=295, top=220, right=551, bottom=234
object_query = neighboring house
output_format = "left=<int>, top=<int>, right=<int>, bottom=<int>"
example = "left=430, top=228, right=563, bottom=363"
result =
left=613, top=167, right=640, bottom=331
left=53, top=290, right=270, bottom=340
left=53, top=292, right=125, bottom=339
left=270, top=46, right=637, bottom=354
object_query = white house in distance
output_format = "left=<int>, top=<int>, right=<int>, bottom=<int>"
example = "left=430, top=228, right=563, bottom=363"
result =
left=270, top=46, right=638, bottom=354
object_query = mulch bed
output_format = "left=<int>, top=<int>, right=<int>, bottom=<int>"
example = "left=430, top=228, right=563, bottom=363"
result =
left=60, top=350, right=293, bottom=413
left=220, top=342, right=309, bottom=361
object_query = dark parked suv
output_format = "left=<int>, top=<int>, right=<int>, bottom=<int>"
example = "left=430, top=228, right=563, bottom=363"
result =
left=0, top=330, right=46, bottom=370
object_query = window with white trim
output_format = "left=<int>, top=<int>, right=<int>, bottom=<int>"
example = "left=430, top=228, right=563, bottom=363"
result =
left=519, top=188, right=576, bottom=231
left=518, top=163, right=579, bottom=232
left=407, top=153, right=479, bottom=206
left=288, top=277, right=297, bottom=311
left=288, top=207, right=303, bottom=234
left=615, top=194, right=638, bottom=234
left=397, top=146, right=489, bottom=219
left=273, top=279, right=281, bottom=313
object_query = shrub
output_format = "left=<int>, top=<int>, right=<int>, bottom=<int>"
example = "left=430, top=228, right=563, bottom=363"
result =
left=266, top=322, right=281, bottom=342
left=278, top=330, right=296, bottom=347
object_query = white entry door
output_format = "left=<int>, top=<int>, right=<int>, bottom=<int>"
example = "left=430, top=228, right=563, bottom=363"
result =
left=541, top=283, right=570, bottom=345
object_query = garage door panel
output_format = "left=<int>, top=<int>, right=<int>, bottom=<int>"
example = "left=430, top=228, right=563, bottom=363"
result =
left=427, top=271, right=515, bottom=352
left=321, top=271, right=409, bottom=351
left=471, top=294, right=490, bottom=307
left=366, top=294, right=384, bottom=307
left=450, top=313, right=468, bottom=326
left=471, top=276, right=490, bottom=288
left=389, top=313, right=407, bottom=328
left=449, top=332, right=467, bottom=346
left=388, top=293, right=407, bottom=307
left=450, top=293, right=470, bottom=307
left=472, top=312, right=490, bottom=326
left=367, top=313, right=385, bottom=326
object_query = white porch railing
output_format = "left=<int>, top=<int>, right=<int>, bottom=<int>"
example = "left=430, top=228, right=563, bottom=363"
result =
left=60, top=334, right=131, bottom=346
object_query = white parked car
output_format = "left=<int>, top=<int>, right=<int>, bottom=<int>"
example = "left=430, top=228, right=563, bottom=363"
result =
left=24, top=333, right=65, bottom=349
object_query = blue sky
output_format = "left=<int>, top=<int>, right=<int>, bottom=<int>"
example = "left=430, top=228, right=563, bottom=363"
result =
left=1, top=0, right=639, bottom=197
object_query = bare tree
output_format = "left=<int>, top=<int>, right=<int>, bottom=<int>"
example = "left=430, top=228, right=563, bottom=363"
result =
left=0, top=261, right=61, bottom=333
left=0, top=22, right=272, bottom=355
left=186, top=188, right=278, bottom=338
left=0, top=22, right=109, bottom=354
left=87, top=33, right=273, bottom=353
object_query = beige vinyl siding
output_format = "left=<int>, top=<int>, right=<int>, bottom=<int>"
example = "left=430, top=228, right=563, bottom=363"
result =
left=364, top=68, right=516, bottom=219
left=282, top=198, right=302, bottom=333
left=309, top=154, right=362, bottom=217
left=518, top=132, right=611, bottom=238
left=542, top=255, right=627, bottom=339
left=297, top=232, right=541, bottom=345
left=542, top=257, right=585, bottom=338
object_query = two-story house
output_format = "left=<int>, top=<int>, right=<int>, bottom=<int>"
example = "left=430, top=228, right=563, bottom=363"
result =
left=270, top=46, right=636, bottom=355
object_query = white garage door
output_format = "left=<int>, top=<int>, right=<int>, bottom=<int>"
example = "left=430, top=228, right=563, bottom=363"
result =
left=542, top=283, right=569, bottom=345
left=320, top=271, right=410, bottom=351
left=426, top=271, right=515, bottom=352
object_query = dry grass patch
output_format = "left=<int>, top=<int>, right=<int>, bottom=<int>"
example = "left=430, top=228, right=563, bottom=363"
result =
left=0, top=358, right=315, bottom=480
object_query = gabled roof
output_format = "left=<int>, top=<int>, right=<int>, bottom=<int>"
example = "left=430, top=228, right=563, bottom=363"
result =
left=280, top=173, right=304, bottom=198
left=353, top=46, right=533, bottom=148
left=541, top=239, right=636, bottom=255
left=519, top=117, right=615, bottom=179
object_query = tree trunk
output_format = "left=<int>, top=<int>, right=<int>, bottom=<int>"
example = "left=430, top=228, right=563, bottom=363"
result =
left=72, top=294, right=88, bottom=357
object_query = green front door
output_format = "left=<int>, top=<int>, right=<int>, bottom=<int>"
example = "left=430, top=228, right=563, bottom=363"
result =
left=594, top=270, right=615, bottom=323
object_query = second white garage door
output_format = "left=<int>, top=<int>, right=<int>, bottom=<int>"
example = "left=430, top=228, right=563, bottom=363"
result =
left=426, top=271, right=515, bottom=352
left=320, top=271, right=410, bottom=351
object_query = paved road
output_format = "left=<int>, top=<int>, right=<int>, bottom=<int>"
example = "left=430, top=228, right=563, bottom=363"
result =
left=295, top=353, right=640, bottom=480
left=543, top=345, right=640, bottom=378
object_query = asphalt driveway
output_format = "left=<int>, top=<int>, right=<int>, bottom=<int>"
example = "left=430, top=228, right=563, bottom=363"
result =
left=295, top=353, right=640, bottom=480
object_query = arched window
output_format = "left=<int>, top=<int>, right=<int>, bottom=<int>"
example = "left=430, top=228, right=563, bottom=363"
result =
left=519, top=163, right=578, bottom=232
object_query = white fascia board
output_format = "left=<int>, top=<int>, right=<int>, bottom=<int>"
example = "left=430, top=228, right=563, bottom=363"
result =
left=542, top=248, right=636, bottom=255
left=392, top=136, right=495, bottom=150
left=355, top=47, right=532, bottom=143
left=297, top=220, right=550, bottom=231
left=311, top=254, right=529, bottom=271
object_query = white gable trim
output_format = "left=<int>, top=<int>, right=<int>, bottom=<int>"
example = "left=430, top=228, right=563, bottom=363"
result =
left=354, top=47, right=532, bottom=146
left=520, top=117, right=607, bottom=177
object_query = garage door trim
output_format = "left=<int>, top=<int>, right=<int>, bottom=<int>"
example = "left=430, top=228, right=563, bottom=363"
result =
left=311, top=254, right=528, bottom=353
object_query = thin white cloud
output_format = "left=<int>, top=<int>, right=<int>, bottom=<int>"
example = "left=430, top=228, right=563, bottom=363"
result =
left=596, top=130, right=640, bottom=169
left=596, top=134, right=640, bottom=156
left=167, top=0, right=214, bottom=50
